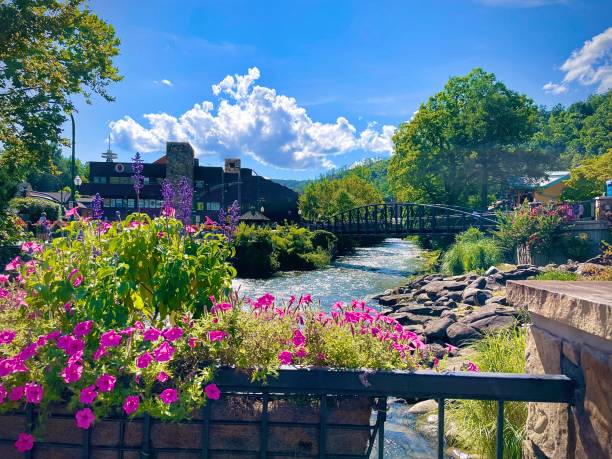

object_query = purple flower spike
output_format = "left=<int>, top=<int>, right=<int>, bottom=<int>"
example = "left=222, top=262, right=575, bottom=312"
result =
left=131, top=152, right=145, bottom=212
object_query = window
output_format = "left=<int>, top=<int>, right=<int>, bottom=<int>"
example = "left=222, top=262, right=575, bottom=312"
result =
left=93, top=176, right=107, bottom=184
left=206, top=202, right=220, bottom=211
left=103, top=198, right=111, bottom=207
left=195, top=180, right=205, bottom=189
left=109, top=176, right=132, bottom=185
left=196, top=202, right=204, bottom=211
left=127, top=199, right=135, bottom=208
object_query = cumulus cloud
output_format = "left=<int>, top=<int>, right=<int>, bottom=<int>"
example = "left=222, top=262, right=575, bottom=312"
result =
left=112, top=68, right=396, bottom=169
left=154, top=79, right=173, bottom=87
left=543, top=27, right=612, bottom=95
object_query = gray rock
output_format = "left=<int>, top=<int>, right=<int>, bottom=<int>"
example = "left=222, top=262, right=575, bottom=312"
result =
left=516, top=263, right=534, bottom=269
left=446, top=322, right=481, bottom=346
left=485, top=266, right=499, bottom=276
left=467, top=276, right=487, bottom=289
left=470, top=314, right=517, bottom=333
left=485, top=296, right=507, bottom=306
left=421, top=280, right=468, bottom=294
left=423, top=317, right=455, bottom=341
left=440, top=310, right=458, bottom=320
left=416, top=292, right=432, bottom=303
left=396, top=305, right=448, bottom=317
left=408, top=399, right=439, bottom=414
left=390, top=312, right=432, bottom=325
left=461, top=288, right=492, bottom=306
left=445, top=291, right=463, bottom=301
left=403, top=324, right=424, bottom=334
left=460, top=304, right=520, bottom=325
left=446, top=300, right=458, bottom=309
left=378, top=293, right=413, bottom=306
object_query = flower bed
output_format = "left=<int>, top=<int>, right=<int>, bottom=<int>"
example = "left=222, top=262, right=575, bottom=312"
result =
left=0, top=214, right=432, bottom=455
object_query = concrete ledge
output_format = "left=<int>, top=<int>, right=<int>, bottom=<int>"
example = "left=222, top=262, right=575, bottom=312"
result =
left=507, top=281, right=612, bottom=341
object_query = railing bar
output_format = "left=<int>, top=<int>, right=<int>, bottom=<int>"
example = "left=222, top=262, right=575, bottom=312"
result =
left=141, top=414, right=151, bottom=459
left=496, top=400, right=504, bottom=459
left=260, top=391, right=269, bottom=459
left=82, top=426, right=91, bottom=459
left=119, top=416, right=125, bottom=459
left=437, top=398, right=445, bottom=459
left=378, top=397, right=387, bottom=459
left=25, top=405, right=33, bottom=459
left=319, top=394, right=327, bottom=458
left=201, top=399, right=211, bottom=459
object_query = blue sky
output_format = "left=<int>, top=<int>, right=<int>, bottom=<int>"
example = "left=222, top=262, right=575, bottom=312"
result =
left=67, top=0, right=612, bottom=179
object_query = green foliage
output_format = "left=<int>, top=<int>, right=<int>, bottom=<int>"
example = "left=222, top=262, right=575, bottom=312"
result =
left=441, top=228, right=502, bottom=275
left=233, top=224, right=336, bottom=277
left=0, top=211, right=30, bottom=244
left=10, top=197, right=61, bottom=222
left=299, top=174, right=384, bottom=220
left=24, top=214, right=236, bottom=326
left=0, top=0, right=121, bottom=203
left=561, top=149, right=612, bottom=201
left=535, top=270, right=579, bottom=281
left=448, top=329, right=527, bottom=458
left=532, top=90, right=611, bottom=167
left=389, top=68, right=545, bottom=208
left=27, top=150, right=89, bottom=192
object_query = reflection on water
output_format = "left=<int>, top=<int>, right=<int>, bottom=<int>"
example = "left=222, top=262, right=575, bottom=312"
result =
left=232, top=238, right=421, bottom=309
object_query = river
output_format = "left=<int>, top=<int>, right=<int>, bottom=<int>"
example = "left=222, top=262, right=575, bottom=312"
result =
left=233, top=238, right=422, bottom=308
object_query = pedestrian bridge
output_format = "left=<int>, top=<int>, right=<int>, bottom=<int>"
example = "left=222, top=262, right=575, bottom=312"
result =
left=311, top=203, right=497, bottom=236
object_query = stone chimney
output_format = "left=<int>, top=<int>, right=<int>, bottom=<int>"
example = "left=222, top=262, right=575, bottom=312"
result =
left=165, top=142, right=194, bottom=186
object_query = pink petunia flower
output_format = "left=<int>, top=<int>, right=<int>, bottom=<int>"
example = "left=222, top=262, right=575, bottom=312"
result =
left=0, top=274, right=9, bottom=284
left=188, top=338, right=197, bottom=348
left=208, top=330, right=226, bottom=342
left=14, top=433, right=34, bottom=453
left=9, top=386, right=24, bottom=401
left=162, top=327, right=183, bottom=342
left=143, top=328, right=161, bottom=342
left=299, top=294, right=312, bottom=305
left=291, top=329, right=305, bottom=347
left=75, top=408, right=96, bottom=429
left=136, top=352, right=152, bottom=369
left=159, top=388, right=178, bottom=404
left=5, top=256, right=21, bottom=271
left=99, top=330, right=122, bottom=347
left=156, top=371, right=170, bottom=383
left=123, top=395, right=139, bottom=415
left=93, top=346, right=108, bottom=361
left=61, top=363, right=83, bottom=383
left=204, top=383, right=221, bottom=400
left=96, top=374, right=116, bottom=393
left=153, top=341, right=175, bottom=362
left=79, top=385, right=98, bottom=405
left=295, top=348, right=307, bottom=358
left=0, top=330, right=16, bottom=345
left=278, top=351, right=293, bottom=365
left=73, top=321, right=94, bottom=337
left=24, top=382, right=43, bottom=404
left=21, top=241, right=43, bottom=254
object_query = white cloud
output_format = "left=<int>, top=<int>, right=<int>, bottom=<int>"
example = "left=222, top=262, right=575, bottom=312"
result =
left=543, top=27, right=612, bottom=94
left=112, top=68, right=396, bottom=169
left=153, top=79, right=173, bottom=87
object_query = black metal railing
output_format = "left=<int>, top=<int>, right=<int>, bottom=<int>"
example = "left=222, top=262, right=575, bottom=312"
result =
left=0, top=367, right=574, bottom=459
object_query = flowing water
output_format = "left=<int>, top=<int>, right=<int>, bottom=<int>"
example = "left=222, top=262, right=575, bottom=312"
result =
left=234, top=238, right=452, bottom=458
left=233, top=238, right=421, bottom=308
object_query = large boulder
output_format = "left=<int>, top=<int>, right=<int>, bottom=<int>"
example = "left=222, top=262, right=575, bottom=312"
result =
left=421, top=280, right=468, bottom=294
left=461, top=288, right=493, bottom=306
left=446, top=322, right=481, bottom=346
left=467, top=276, right=487, bottom=289
left=378, top=293, right=413, bottom=306
left=396, top=305, right=448, bottom=317
left=389, top=312, right=432, bottom=326
left=460, top=304, right=521, bottom=325
left=423, top=317, right=455, bottom=341
left=470, top=314, right=518, bottom=333
left=485, top=266, right=499, bottom=276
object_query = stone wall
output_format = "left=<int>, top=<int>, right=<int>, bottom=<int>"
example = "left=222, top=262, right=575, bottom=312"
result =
left=508, top=281, right=612, bottom=458
left=166, top=142, right=194, bottom=187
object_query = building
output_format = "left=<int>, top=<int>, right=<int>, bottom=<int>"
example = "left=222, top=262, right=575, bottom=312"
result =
left=80, top=142, right=299, bottom=223
left=506, top=171, right=570, bottom=205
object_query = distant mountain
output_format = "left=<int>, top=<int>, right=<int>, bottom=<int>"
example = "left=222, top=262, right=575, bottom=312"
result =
left=271, top=179, right=311, bottom=194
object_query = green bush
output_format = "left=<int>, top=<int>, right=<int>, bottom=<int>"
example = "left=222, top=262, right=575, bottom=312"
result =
left=24, top=214, right=236, bottom=326
left=536, top=270, right=579, bottom=281
left=448, top=329, right=527, bottom=458
left=233, top=223, right=278, bottom=278
left=441, top=228, right=502, bottom=275
left=10, top=197, right=61, bottom=222
left=0, top=211, right=30, bottom=244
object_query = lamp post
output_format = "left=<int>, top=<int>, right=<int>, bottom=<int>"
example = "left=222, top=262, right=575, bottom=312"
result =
left=260, top=206, right=265, bottom=214
left=73, top=175, right=82, bottom=208
left=69, top=113, right=76, bottom=206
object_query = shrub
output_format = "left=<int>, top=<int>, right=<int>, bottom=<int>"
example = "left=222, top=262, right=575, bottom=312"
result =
left=21, top=213, right=236, bottom=326
left=447, top=328, right=527, bottom=458
left=536, top=271, right=579, bottom=281
left=10, top=197, right=61, bottom=222
left=233, top=224, right=278, bottom=277
left=0, top=212, right=30, bottom=245
left=441, top=228, right=502, bottom=275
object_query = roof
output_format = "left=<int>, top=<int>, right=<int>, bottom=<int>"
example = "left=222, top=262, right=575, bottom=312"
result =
left=239, top=210, right=270, bottom=222
left=507, top=171, right=570, bottom=190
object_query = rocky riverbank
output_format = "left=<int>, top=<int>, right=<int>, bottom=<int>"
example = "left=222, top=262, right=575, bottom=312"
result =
left=374, top=258, right=610, bottom=349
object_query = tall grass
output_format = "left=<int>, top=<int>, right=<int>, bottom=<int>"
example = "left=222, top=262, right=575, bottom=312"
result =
left=447, top=328, right=527, bottom=458
left=441, top=228, right=503, bottom=275
left=535, top=270, right=579, bottom=281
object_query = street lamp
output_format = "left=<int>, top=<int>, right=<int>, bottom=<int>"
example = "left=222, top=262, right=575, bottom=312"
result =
left=74, top=175, right=82, bottom=187
left=69, top=113, right=76, bottom=205
left=260, top=206, right=265, bottom=214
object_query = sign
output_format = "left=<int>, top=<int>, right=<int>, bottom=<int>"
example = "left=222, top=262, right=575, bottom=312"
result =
left=224, top=158, right=241, bottom=174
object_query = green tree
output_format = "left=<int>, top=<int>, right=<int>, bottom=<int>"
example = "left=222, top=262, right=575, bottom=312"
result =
left=0, top=0, right=121, bottom=209
left=389, top=68, right=545, bottom=208
left=561, top=149, right=612, bottom=201
left=299, top=175, right=384, bottom=220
